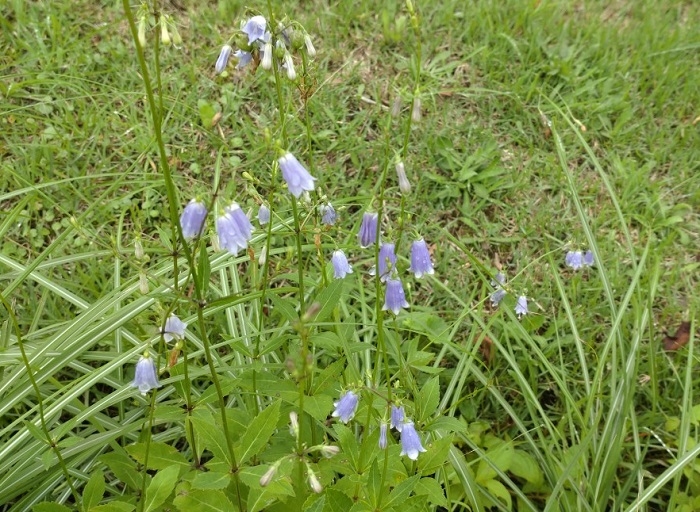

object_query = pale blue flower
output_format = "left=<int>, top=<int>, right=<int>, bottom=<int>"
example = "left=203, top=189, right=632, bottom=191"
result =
left=216, top=203, right=254, bottom=255
left=180, top=200, right=207, bottom=239
left=409, top=238, right=434, bottom=278
left=583, top=250, right=594, bottom=267
left=215, top=45, right=233, bottom=74
left=242, top=15, right=267, bottom=44
left=258, top=204, right=270, bottom=225
left=515, top=296, right=528, bottom=317
left=332, top=390, right=359, bottom=423
left=331, top=250, right=353, bottom=279
left=319, top=203, right=336, bottom=226
left=400, top=421, right=426, bottom=460
left=490, top=272, right=506, bottom=307
left=358, top=212, right=379, bottom=248
left=565, top=250, right=584, bottom=270
left=379, top=423, right=388, bottom=449
left=383, top=277, right=409, bottom=315
left=233, top=49, right=253, bottom=69
left=391, top=405, right=405, bottom=432
left=278, top=153, right=316, bottom=198
left=132, top=354, right=160, bottom=394
left=370, top=243, right=397, bottom=282
left=162, top=314, right=187, bottom=343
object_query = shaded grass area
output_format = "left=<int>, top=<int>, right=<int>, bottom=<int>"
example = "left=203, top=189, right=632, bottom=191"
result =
left=1, top=0, right=699, bottom=509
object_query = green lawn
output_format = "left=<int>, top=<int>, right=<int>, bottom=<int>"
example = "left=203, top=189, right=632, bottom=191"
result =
left=1, top=0, right=698, bottom=510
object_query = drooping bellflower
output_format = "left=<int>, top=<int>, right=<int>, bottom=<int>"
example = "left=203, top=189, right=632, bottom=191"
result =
left=258, top=204, right=270, bottom=225
left=241, top=15, right=267, bottom=44
left=391, top=405, right=405, bottom=432
left=583, top=250, right=594, bottom=267
left=383, top=277, right=409, bottom=315
left=515, top=296, right=528, bottom=317
left=379, top=423, right=388, bottom=449
left=180, top=200, right=208, bottom=239
left=163, top=314, right=187, bottom=343
left=216, top=203, right=254, bottom=255
left=358, top=212, right=379, bottom=248
left=278, top=153, right=316, bottom=198
left=400, top=421, right=426, bottom=460
left=371, top=243, right=397, bottom=282
left=331, top=250, right=353, bottom=279
left=234, top=49, right=253, bottom=69
left=215, top=45, right=233, bottom=74
left=490, top=272, right=506, bottom=307
left=409, top=239, right=434, bottom=278
left=319, top=203, right=337, bottom=226
left=332, top=390, right=359, bottom=423
left=132, top=353, right=160, bottom=394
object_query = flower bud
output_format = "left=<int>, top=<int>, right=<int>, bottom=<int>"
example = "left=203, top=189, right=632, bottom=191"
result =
left=395, top=161, right=411, bottom=194
left=134, top=238, right=145, bottom=260
left=171, top=25, right=182, bottom=46
left=258, top=245, right=267, bottom=266
left=284, top=52, right=296, bottom=80
left=304, top=34, right=316, bottom=57
left=160, top=20, right=171, bottom=46
left=391, top=96, right=402, bottom=118
left=308, top=471, right=322, bottom=494
left=320, top=445, right=340, bottom=458
left=261, top=42, right=273, bottom=70
left=411, top=97, right=421, bottom=123
left=289, top=411, right=299, bottom=438
left=139, top=271, right=149, bottom=294
left=137, top=17, right=147, bottom=48
left=259, top=463, right=278, bottom=487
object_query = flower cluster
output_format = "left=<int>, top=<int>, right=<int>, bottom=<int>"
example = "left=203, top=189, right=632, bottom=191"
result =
left=566, top=249, right=595, bottom=270
left=331, top=394, right=426, bottom=460
left=214, top=14, right=315, bottom=79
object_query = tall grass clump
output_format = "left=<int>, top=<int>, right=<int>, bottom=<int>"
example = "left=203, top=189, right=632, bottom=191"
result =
left=0, top=0, right=698, bottom=511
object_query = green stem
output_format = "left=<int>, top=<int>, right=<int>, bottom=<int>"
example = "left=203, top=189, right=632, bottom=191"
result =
left=138, top=383, right=158, bottom=512
left=0, top=293, right=81, bottom=508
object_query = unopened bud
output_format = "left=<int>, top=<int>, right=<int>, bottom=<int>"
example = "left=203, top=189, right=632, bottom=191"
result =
left=289, top=411, right=299, bottom=438
left=139, top=272, right=149, bottom=294
left=284, top=53, right=296, bottom=80
left=304, top=34, right=316, bottom=57
left=258, top=245, right=267, bottom=266
left=411, top=97, right=421, bottom=123
left=137, top=17, right=147, bottom=48
left=395, top=161, right=411, bottom=194
left=160, top=20, right=171, bottom=46
left=215, top=45, right=233, bottom=74
left=320, top=445, right=340, bottom=458
left=308, top=471, right=322, bottom=494
left=259, top=463, right=278, bottom=487
left=261, top=42, right=273, bottom=70
left=171, top=25, right=182, bottom=46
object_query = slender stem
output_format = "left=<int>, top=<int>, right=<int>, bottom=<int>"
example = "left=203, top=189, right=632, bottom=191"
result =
left=138, top=385, right=158, bottom=512
left=0, top=293, right=81, bottom=508
left=121, top=2, right=243, bottom=509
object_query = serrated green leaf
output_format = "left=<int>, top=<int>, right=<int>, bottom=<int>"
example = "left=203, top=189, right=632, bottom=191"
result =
left=326, top=488, right=354, bottom=512
left=385, top=475, right=420, bottom=508
left=425, top=416, right=466, bottom=433
left=83, top=471, right=105, bottom=509
left=173, top=489, right=235, bottom=512
left=144, top=465, right=179, bottom=512
left=88, top=502, right=135, bottom=512
left=417, top=377, right=440, bottom=422
left=25, top=421, right=48, bottom=444
left=191, top=471, right=230, bottom=490
left=476, top=442, right=514, bottom=484
left=311, top=279, right=345, bottom=324
left=333, top=423, right=359, bottom=471
left=237, top=400, right=280, bottom=464
left=190, top=417, right=231, bottom=465
left=126, top=442, right=189, bottom=470
left=366, top=459, right=381, bottom=507
left=417, top=435, right=452, bottom=475
left=485, top=478, right=512, bottom=509
left=414, top=477, right=447, bottom=507
left=99, top=451, right=142, bottom=490
left=296, top=394, right=333, bottom=422
left=510, top=449, right=543, bottom=486
left=32, top=503, right=72, bottom=512
left=303, top=494, right=325, bottom=512
left=312, top=358, right=346, bottom=394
